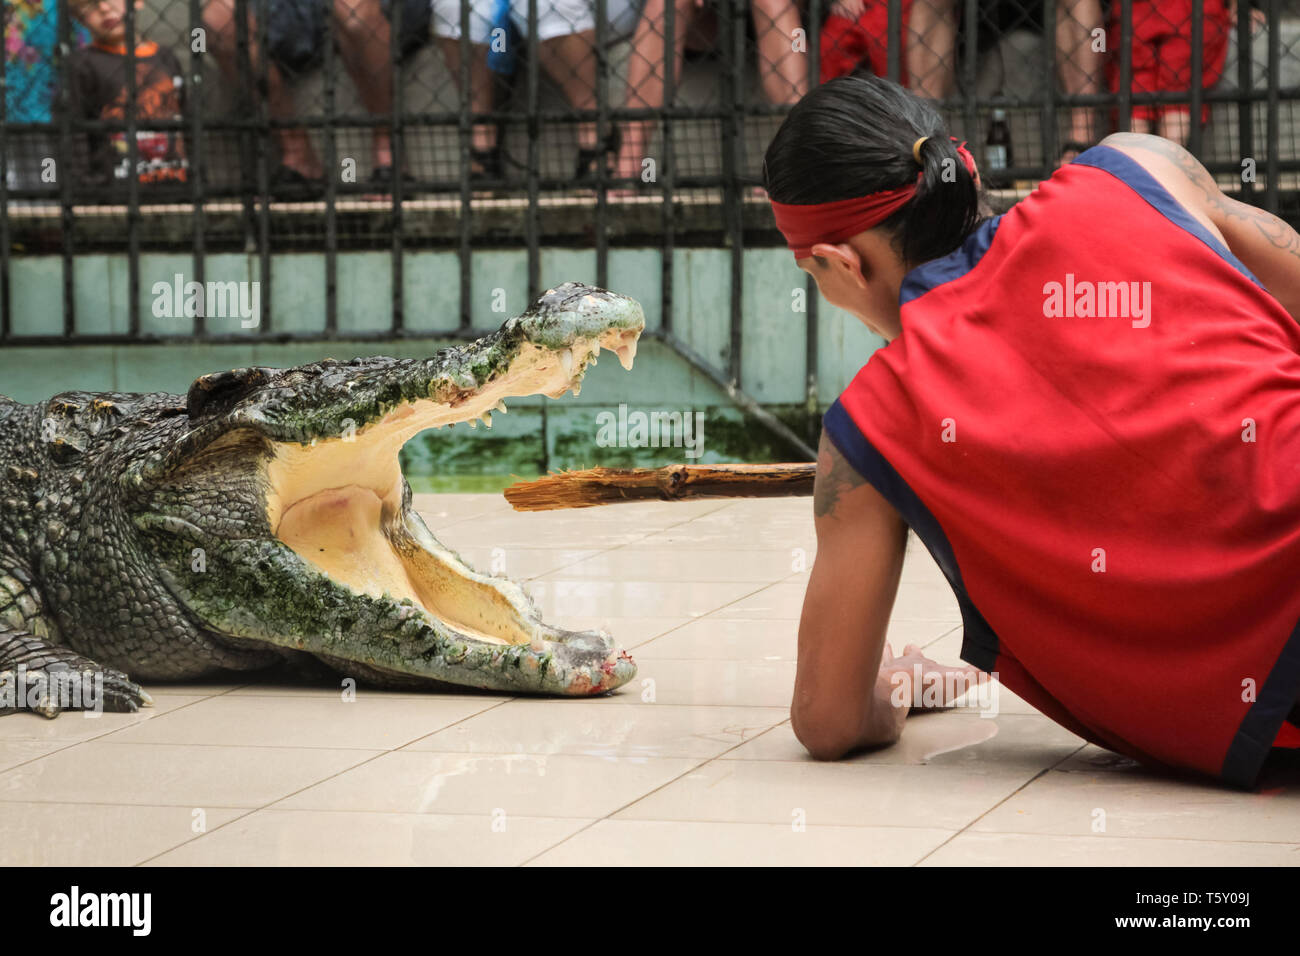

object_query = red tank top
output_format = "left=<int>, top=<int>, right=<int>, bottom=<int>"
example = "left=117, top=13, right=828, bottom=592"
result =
left=823, top=145, right=1300, bottom=787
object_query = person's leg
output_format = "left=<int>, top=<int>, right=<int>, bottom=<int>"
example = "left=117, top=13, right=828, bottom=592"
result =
left=1154, top=26, right=1193, bottom=146
left=203, top=0, right=321, bottom=177
left=436, top=38, right=497, bottom=164
left=907, top=0, right=955, bottom=99
left=537, top=30, right=601, bottom=151
left=1157, top=107, right=1191, bottom=145
left=333, top=0, right=393, bottom=169
left=749, top=0, right=806, bottom=104
left=617, top=0, right=694, bottom=180
left=1057, top=0, right=1102, bottom=147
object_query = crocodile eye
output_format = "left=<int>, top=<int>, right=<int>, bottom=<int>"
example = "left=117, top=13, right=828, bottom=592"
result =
left=186, top=367, right=272, bottom=419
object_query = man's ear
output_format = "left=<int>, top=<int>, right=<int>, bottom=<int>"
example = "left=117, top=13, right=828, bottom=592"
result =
left=810, top=242, right=868, bottom=289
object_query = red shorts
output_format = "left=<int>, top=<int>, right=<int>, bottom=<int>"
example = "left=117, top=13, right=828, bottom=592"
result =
left=1106, top=0, right=1231, bottom=125
left=819, top=0, right=914, bottom=86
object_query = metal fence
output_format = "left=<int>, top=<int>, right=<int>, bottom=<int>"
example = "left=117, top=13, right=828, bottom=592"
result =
left=5, top=0, right=1300, bottom=448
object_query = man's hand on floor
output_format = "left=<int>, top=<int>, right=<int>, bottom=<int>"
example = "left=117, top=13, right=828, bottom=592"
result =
left=877, top=642, right=985, bottom=714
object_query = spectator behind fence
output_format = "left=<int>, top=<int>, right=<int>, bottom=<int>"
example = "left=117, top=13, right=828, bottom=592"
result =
left=818, top=0, right=957, bottom=99
left=203, top=0, right=428, bottom=197
left=5, top=1, right=89, bottom=192
left=616, top=0, right=806, bottom=181
left=432, top=0, right=642, bottom=180
left=1105, top=0, right=1236, bottom=147
left=976, top=0, right=1103, bottom=165
left=61, top=0, right=188, bottom=190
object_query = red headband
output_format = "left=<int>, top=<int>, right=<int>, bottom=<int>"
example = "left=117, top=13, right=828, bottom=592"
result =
left=770, top=139, right=977, bottom=259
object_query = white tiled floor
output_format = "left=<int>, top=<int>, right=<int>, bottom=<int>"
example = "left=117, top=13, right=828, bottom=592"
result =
left=2, top=493, right=1298, bottom=866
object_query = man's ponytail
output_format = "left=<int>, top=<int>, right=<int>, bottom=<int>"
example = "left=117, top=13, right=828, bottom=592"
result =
left=897, top=133, right=983, bottom=265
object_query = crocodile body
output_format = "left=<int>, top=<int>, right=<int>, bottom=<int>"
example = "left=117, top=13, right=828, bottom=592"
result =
left=0, top=282, right=644, bottom=716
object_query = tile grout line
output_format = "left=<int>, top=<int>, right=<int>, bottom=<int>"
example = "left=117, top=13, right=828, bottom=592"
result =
left=0, top=690, right=229, bottom=774
left=523, top=501, right=767, bottom=649
left=908, top=744, right=1090, bottom=866
left=512, top=506, right=813, bottom=863
left=130, top=696, right=520, bottom=866
left=514, top=715, right=797, bottom=866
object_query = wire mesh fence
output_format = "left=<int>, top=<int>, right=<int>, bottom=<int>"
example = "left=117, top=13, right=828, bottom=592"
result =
left=4, top=0, right=1300, bottom=345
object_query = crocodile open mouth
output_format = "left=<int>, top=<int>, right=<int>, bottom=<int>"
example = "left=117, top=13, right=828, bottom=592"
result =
left=260, top=321, right=642, bottom=689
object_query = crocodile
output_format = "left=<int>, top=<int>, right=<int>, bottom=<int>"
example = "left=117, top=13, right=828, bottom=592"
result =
left=0, top=281, right=644, bottom=716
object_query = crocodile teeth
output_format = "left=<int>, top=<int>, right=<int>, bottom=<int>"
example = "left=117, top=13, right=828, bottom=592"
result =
left=495, top=399, right=508, bottom=414
left=559, top=348, right=574, bottom=378
left=468, top=419, right=477, bottom=429
left=480, top=413, right=492, bottom=428
left=616, top=343, right=636, bottom=370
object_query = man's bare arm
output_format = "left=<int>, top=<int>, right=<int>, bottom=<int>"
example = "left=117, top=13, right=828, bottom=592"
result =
left=792, top=431, right=909, bottom=759
left=1102, top=132, right=1300, bottom=323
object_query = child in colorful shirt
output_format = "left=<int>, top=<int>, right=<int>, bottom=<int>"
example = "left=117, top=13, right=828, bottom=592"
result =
left=62, top=0, right=187, bottom=188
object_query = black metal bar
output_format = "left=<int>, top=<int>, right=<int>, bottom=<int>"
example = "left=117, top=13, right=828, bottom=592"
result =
left=57, top=0, right=75, bottom=337
left=1118, top=0, right=1132, bottom=133
left=15, top=81, right=1293, bottom=141
left=124, top=0, right=140, bottom=337
left=725, top=0, right=744, bottom=388
left=189, top=0, right=207, bottom=337
left=9, top=86, right=1256, bottom=124
left=0, top=16, right=9, bottom=342
left=961, top=0, right=977, bottom=144
left=1189, top=0, right=1204, bottom=158
left=661, top=0, right=677, bottom=338
left=594, top=0, right=609, bottom=288
left=390, top=0, right=406, bottom=332
left=1237, top=0, right=1255, bottom=200
left=323, top=2, right=338, bottom=334
left=458, top=0, right=472, bottom=331
left=526, top=0, right=540, bottom=301
left=886, top=0, right=900, bottom=86
left=1266, top=0, right=1280, bottom=214
left=806, top=0, right=822, bottom=442
left=0, top=327, right=528, bottom=347
left=1040, top=0, right=1056, bottom=173
left=808, top=0, right=820, bottom=85
left=254, top=0, right=272, bottom=330
left=233, top=0, right=256, bottom=257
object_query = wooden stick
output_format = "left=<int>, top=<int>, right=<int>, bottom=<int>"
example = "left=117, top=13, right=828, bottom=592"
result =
left=503, top=463, right=817, bottom=511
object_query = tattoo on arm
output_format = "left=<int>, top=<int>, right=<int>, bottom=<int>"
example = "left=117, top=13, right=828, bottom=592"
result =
left=1104, top=132, right=1300, bottom=269
left=813, top=432, right=866, bottom=519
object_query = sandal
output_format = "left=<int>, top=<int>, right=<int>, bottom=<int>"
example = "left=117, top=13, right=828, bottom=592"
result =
left=268, top=164, right=326, bottom=201
left=365, top=165, right=417, bottom=193
left=575, top=126, right=623, bottom=182
left=470, top=146, right=504, bottom=183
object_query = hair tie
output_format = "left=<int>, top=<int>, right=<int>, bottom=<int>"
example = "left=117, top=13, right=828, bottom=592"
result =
left=911, top=136, right=929, bottom=164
